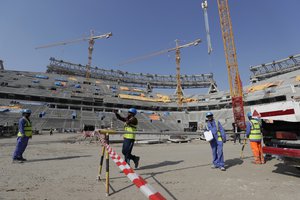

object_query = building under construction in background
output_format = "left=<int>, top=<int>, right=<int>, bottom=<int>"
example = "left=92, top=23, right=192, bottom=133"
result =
left=0, top=53, right=299, bottom=136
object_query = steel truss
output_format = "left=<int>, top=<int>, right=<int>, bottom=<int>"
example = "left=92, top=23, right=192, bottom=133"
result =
left=47, top=57, right=217, bottom=89
left=250, top=54, right=300, bottom=81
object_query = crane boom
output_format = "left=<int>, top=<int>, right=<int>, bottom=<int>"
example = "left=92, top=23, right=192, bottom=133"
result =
left=35, top=32, right=112, bottom=49
left=118, top=39, right=201, bottom=66
left=35, top=37, right=89, bottom=49
left=36, top=31, right=112, bottom=81
left=117, top=38, right=201, bottom=105
left=217, top=0, right=246, bottom=129
left=201, top=0, right=213, bottom=54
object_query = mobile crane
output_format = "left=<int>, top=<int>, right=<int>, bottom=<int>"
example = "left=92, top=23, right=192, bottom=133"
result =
left=202, top=0, right=246, bottom=129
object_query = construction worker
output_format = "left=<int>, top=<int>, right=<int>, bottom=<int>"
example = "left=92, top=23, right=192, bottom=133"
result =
left=12, top=109, right=32, bottom=163
left=114, top=108, right=140, bottom=168
left=232, top=122, right=241, bottom=144
left=206, top=112, right=226, bottom=171
left=246, top=112, right=265, bottom=164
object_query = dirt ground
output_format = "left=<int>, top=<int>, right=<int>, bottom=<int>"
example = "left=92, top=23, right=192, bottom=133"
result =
left=1, top=133, right=299, bottom=200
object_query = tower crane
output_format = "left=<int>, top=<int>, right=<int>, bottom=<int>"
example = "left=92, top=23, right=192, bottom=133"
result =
left=36, top=30, right=112, bottom=81
left=201, top=0, right=246, bottom=129
left=118, top=38, right=201, bottom=105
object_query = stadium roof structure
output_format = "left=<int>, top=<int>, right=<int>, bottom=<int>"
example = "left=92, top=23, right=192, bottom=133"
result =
left=250, top=53, right=300, bottom=82
left=47, top=57, right=218, bottom=91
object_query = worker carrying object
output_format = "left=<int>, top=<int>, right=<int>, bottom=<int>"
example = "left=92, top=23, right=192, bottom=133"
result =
left=12, top=109, right=32, bottom=163
left=245, top=112, right=265, bottom=164
left=114, top=108, right=140, bottom=169
left=205, top=112, right=226, bottom=171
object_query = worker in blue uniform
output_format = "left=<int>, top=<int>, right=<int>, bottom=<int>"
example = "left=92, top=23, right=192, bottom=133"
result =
left=114, top=108, right=140, bottom=168
left=206, top=112, right=226, bottom=171
left=12, top=109, right=32, bottom=163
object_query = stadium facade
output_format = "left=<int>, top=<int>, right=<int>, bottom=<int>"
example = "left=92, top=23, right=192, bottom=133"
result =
left=0, top=54, right=299, bottom=135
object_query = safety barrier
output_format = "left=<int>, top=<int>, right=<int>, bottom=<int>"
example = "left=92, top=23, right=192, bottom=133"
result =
left=98, top=133, right=166, bottom=200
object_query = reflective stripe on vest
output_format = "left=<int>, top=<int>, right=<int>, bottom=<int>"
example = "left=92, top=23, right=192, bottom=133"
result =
left=123, top=124, right=137, bottom=139
left=216, top=121, right=222, bottom=142
left=17, top=118, right=32, bottom=137
left=249, top=119, right=262, bottom=140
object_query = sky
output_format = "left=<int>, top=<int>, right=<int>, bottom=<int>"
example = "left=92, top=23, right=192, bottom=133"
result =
left=1, top=0, right=300, bottom=93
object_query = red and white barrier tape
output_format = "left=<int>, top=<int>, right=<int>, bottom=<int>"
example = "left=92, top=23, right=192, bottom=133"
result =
left=99, top=137, right=166, bottom=200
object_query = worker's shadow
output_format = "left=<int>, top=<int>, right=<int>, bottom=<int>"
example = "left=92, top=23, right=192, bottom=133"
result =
left=272, top=163, right=300, bottom=178
left=225, top=158, right=244, bottom=169
left=26, top=155, right=92, bottom=163
left=136, top=160, right=184, bottom=170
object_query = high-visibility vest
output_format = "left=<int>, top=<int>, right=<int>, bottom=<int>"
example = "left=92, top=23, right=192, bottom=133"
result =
left=215, top=121, right=222, bottom=142
left=123, top=123, right=137, bottom=139
left=249, top=119, right=262, bottom=141
left=17, top=118, right=32, bottom=137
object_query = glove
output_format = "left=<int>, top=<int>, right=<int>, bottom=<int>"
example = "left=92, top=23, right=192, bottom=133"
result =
left=223, top=139, right=226, bottom=143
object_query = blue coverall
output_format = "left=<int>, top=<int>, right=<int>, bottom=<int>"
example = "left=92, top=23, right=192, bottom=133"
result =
left=12, top=117, right=30, bottom=160
left=207, top=120, right=226, bottom=168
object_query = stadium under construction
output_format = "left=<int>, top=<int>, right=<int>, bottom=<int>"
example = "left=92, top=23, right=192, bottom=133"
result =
left=0, top=53, right=299, bottom=136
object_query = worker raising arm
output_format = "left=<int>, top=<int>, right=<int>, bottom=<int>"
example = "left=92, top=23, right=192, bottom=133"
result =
left=114, top=108, right=140, bottom=169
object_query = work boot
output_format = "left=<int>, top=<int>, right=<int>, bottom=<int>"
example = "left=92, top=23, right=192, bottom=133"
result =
left=211, top=165, right=218, bottom=169
left=20, top=157, right=27, bottom=161
left=220, top=167, right=226, bottom=171
left=134, top=157, right=140, bottom=169
left=12, top=159, right=23, bottom=164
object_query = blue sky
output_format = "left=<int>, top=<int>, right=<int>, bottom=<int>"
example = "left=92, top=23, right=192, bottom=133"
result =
left=1, top=0, right=299, bottom=92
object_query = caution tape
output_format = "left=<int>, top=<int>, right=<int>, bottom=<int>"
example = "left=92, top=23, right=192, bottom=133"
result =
left=99, top=137, right=166, bottom=200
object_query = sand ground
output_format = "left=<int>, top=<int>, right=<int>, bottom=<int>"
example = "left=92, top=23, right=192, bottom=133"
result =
left=1, top=133, right=299, bottom=200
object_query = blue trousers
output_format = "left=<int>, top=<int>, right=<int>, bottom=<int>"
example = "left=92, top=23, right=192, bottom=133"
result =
left=122, top=138, right=137, bottom=164
left=13, top=136, right=29, bottom=159
left=210, top=140, right=224, bottom=167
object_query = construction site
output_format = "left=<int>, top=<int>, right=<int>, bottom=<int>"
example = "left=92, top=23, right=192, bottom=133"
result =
left=1, top=1, right=300, bottom=200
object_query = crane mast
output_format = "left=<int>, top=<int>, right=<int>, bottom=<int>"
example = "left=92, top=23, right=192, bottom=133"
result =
left=217, top=0, right=246, bottom=129
left=87, top=30, right=96, bottom=80
left=175, top=40, right=183, bottom=105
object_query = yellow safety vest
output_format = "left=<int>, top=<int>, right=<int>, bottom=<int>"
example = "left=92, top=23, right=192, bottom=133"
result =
left=17, top=118, right=32, bottom=137
left=216, top=121, right=222, bottom=142
left=249, top=119, right=262, bottom=141
left=123, top=123, right=137, bottom=140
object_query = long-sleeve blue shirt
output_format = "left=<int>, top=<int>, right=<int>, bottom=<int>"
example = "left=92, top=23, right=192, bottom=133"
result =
left=18, top=117, right=27, bottom=135
left=245, top=121, right=252, bottom=138
left=206, top=120, right=226, bottom=141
